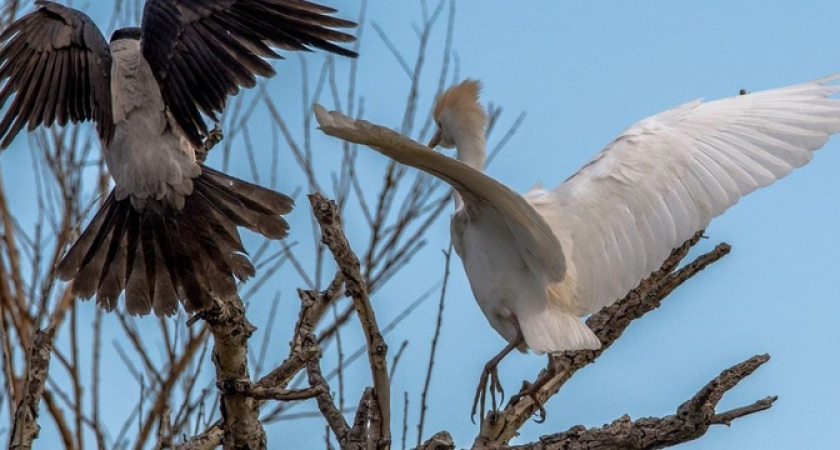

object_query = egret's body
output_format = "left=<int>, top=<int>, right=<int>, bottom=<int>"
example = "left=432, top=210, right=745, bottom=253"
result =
left=315, top=75, right=840, bottom=414
left=453, top=193, right=596, bottom=352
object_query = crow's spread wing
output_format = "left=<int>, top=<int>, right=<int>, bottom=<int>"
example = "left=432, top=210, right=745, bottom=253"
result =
left=141, top=0, right=357, bottom=147
left=0, top=0, right=113, bottom=148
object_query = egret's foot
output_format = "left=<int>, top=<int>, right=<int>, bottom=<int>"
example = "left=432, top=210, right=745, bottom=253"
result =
left=471, top=359, right=506, bottom=424
left=508, top=356, right=561, bottom=422
left=470, top=333, right=524, bottom=424
left=509, top=380, right=548, bottom=423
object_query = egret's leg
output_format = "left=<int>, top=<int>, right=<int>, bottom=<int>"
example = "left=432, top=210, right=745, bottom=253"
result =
left=471, top=334, right=524, bottom=424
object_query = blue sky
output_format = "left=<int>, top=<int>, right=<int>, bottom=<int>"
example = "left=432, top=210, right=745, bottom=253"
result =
left=3, top=1, right=840, bottom=449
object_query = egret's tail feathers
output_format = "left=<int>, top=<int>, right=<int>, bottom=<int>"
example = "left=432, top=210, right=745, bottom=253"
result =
left=520, top=309, right=601, bottom=355
left=56, top=166, right=293, bottom=316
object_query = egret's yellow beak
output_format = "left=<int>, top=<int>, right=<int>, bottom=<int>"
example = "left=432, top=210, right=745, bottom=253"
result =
left=428, top=128, right=442, bottom=148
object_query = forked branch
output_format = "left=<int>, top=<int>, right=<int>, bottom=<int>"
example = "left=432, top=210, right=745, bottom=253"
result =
left=310, top=193, right=392, bottom=449
left=494, top=355, right=774, bottom=450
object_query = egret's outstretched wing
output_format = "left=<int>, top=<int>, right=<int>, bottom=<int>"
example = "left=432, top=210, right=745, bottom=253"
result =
left=529, top=75, right=840, bottom=313
left=314, top=104, right=566, bottom=282
left=141, top=0, right=357, bottom=148
left=0, top=1, right=113, bottom=149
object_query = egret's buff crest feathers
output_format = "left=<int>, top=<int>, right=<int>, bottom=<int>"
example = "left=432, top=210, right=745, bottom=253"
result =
left=434, top=79, right=486, bottom=130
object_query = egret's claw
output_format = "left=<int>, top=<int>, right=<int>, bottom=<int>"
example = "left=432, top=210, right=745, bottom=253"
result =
left=471, top=337, right=523, bottom=424
left=510, top=380, right=548, bottom=423
left=471, top=361, right=505, bottom=424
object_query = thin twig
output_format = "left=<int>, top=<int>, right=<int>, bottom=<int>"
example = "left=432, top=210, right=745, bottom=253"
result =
left=307, top=348, right=350, bottom=444
left=417, top=246, right=452, bottom=447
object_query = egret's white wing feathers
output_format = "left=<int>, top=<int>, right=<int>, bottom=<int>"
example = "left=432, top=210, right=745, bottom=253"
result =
left=530, top=75, right=840, bottom=313
left=315, top=74, right=840, bottom=355
left=314, top=104, right=566, bottom=283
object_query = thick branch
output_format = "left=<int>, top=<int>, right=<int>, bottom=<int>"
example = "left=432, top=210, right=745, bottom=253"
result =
left=176, top=426, right=224, bottom=450
left=499, top=354, right=774, bottom=450
left=420, top=431, right=455, bottom=450
left=200, top=298, right=265, bottom=449
left=348, top=388, right=376, bottom=447
left=10, top=325, right=56, bottom=450
left=309, top=193, right=391, bottom=449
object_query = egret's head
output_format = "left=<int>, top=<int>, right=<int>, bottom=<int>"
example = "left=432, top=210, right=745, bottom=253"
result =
left=429, top=79, right=486, bottom=148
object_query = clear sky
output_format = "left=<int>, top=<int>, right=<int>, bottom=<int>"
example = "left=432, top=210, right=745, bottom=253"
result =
left=3, top=1, right=840, bottom=449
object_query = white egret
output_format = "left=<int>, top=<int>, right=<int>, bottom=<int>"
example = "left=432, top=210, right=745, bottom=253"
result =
left=314, top=76, right=840, bottom=419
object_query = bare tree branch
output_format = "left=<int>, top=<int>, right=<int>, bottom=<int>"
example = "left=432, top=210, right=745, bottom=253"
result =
left=307, top=343, right=350, bottom=444
left=176, top=425, right=224, bottom=450
left=494, top=355, right=774, bottom=450
left=200, top=299, right=264, bottom=450
left=10, top=325, right=56, bottom=450
left=310, top=193, right=391, bottom=449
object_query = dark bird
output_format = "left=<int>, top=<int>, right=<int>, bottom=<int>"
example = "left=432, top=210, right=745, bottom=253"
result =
left=0, top=0, right=357, bottom=315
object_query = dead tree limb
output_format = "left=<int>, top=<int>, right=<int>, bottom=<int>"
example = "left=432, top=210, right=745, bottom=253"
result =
left=176, top=426, right=224, bottom=450
left=310, top=193, right=391, bottom=449
left=495, top=354, right=774, bottom=450
left=306, top=340, right=350, bottom=444
left=10, top=325, right=56, bottom=450
left=200, top=298, right=264, bottom=450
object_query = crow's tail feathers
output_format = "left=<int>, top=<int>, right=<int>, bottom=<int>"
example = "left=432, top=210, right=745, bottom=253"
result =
left=56, top=165, right=293, bottom=316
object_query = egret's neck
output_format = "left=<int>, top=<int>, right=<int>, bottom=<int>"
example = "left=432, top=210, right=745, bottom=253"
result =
left=454, top=132, right=487, bottom=172
left=452, top=130, right=486, bottom=210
